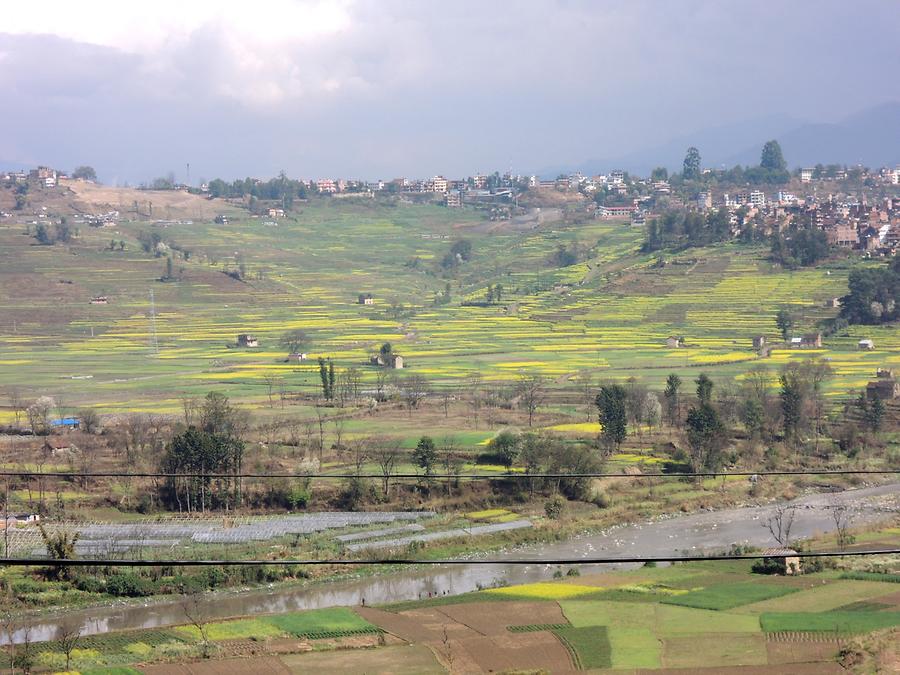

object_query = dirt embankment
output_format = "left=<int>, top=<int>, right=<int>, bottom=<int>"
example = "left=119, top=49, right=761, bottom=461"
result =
left=64, top=180, right=241, bottom=220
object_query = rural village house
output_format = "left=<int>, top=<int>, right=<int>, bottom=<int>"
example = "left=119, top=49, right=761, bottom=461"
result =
left=371, top=353, right=404, bottom=369
left=237, top=334, right=259, bottom=347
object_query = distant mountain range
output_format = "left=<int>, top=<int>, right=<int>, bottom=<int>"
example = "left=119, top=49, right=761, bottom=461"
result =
left=556, top=101, right=900, bottom=177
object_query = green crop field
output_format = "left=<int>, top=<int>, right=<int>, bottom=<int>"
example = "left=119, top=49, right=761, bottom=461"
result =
left=661, top=580, right=800, bottom=610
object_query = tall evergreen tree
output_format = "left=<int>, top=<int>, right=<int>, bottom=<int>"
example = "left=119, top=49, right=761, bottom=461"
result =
left=696, top=373, right=714, bottom=405
left=760, top=140, right=787, bottom=171
left=596, top=384, right=627, bottom=452
left=682, top=146, right=701, bottom=180
left=663, top=373, right=682, bottom=426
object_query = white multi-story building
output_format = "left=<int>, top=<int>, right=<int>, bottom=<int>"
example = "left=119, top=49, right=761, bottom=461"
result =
left=432, top=176, right=448, bottom=193
left=316, top=178, right=337, bottom=193
left=800, top=167, right=814, bottom=183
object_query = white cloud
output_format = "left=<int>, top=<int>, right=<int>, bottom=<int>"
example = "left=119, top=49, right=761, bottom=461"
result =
left=3, top=0, right=354, bottom=53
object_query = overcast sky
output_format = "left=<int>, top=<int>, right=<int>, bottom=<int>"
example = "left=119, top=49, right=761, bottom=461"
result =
left=1, top=0, right=898, bottom=183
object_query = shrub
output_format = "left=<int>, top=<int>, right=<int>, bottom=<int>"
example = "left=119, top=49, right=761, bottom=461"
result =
left=105, top=572, right=153, bottom=597
left=544, top=495, right=565, bottom=520
left=590, top=491, right=610, bottom=508
left=73, top=576, right=106, bottom=593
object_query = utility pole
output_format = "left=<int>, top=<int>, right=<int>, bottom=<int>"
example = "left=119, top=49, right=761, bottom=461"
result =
left=148, top=290, right=159, bottom=356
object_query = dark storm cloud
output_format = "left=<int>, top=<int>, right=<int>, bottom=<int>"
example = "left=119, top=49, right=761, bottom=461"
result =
left=1, top=0, right=898, bottom=182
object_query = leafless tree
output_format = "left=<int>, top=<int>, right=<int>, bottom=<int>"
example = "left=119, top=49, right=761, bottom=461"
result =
left=577, top=373, right=595, bottom=422
left=77, top=408, right=100, bottom=434
left=26, top=396, right=54, bottom=436
left=517, top=373, right=547, bottom=427
left=263, top=373, right=279, bottom=407
left=314, top=402, right=327, bottom=461
left=467, top=372, right=483, bottom=429
left=57, top=621, right=82, bottom=671
left=124, top=414, right=152, bottom=463
left=344, top=367, right=362, bottom=404
left=440, top=436, right=463, bottom=496
left=332, top=416, right=347, bottom=450
left=278, top=379, right=288, bottom=409
left=372, top=440, right=400, bottom=497
left=807, top=360, right=832, bottom=455
left=624, top=378, right=649, bottom=438
left=181, top=396, right=200, bottom=427
left=642, top=393, right=662, bottom=437
left=181, top=593, right=213, bottom=658
left=829, top=497, right=854, bottom=552
left=398, top=374, right=430, bottom=415
left=6, top=388, right=24, bottom=428
left=764, top=503, right=796, bottom=547
left=715, top=382, right=740, bottom=425
left=374, top=368, right=390, bottom=402
left=348, top=435, right=372, bottom=477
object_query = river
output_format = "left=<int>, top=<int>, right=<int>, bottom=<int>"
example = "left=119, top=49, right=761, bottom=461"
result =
left=10, top=482, right=899, bottom=644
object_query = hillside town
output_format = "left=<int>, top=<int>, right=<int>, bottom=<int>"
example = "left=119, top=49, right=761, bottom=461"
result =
left=4, top=151, right=900, bottom=257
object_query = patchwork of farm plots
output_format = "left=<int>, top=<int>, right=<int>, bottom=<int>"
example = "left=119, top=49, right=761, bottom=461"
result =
left=0, top=205, right=896, bottom=417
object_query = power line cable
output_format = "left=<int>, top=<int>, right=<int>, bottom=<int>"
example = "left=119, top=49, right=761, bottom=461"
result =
left=1, top=469, right=898, bottom=480
left=3, top=549, right=898, bottom=568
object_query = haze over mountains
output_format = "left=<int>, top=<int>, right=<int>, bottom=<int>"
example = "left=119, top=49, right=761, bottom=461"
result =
left=560, top=101, right=900, bottom=178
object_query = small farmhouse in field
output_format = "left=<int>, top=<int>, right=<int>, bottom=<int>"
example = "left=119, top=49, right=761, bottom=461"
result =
left=762, top=547, right=801, bottom=575
left=858, top=339, right=875, bottom=350
left=877, top=368, right=894, bottom=379
left=1, top=513, right=40, bottom=529
left=824, top=297, right=841, bottom=308
left=790, top=333, right=822, bottom=349
left=867, top=377, right=900, bottom=401
left=287, top=352, right=308, bottom=363
left=752, top=335, right=767, bottom=350
left=237, top=334, right=259, bottom=347
left=89, top=296, right=108, bottom=305
left=43, top=437, right=78, bottom=457
left=370, top=353, right=404, bottom=369
left=358, top=294, right=374, bottom=305
left=666, top=336, right=684, bottom=348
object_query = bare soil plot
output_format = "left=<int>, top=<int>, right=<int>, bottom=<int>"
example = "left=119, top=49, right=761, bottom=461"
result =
left=436, top=600, right=567, bottom=635
left=281, top=644, right=445, bottom=674
left=871, top=589, right=900, bottom=609
left=355, top=606, right=479, bottom=643
left=454, top=631, right=575, bottom=673
left=766, top=640, right=840, bottom=665
left=141, top=655, right=291, bottom=675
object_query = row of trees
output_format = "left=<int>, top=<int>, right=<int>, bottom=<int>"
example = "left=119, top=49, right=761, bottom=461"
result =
left=678, top=140, right=790, bottom=186
left=643, top=207, right=731, bottom=251
left=158, top=393, right=248, bottom=512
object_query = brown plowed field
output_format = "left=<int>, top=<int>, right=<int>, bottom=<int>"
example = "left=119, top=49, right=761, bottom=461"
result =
left=453, top=631, right=575, bottom=673
left=141, top=655, right=291, bottom=675
left=436, top=600, right=568, bottom=635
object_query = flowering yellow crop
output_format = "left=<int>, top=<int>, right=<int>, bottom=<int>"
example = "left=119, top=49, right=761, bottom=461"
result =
left=485, top=582, right=602, bottom=599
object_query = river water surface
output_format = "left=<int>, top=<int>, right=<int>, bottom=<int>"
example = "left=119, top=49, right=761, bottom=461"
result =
left=12, top=482, right=898, bottom=644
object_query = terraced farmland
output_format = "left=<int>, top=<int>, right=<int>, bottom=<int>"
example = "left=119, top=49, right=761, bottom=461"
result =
left=0, top=199, right=894, bottom=425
